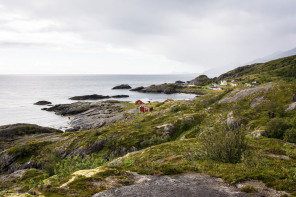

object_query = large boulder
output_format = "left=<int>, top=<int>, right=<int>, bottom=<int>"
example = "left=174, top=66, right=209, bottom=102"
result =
left=219, top=84, right=273, bottom=104
left=286, top=102, right=296, bottom=112
left=155, top=123, right=176, bottom=137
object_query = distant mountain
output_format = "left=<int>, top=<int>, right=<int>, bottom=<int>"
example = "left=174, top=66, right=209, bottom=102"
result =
left=249, top=47, right=296, bottom=64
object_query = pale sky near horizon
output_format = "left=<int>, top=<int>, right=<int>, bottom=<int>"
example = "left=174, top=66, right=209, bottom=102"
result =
left=0, top=0, right=296, bottom=75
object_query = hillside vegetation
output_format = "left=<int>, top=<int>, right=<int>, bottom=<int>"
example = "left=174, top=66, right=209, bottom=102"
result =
left=1, top=56, right=296, bottom=196
left=218, top=55, right=296, bottom=82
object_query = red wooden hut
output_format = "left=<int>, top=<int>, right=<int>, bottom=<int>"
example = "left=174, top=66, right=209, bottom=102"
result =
left=139, top=105, right=153, bottom=112
left=135, top=100, right=144, bottom=105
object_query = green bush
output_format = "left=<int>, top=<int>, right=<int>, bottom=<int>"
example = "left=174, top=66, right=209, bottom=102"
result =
left=284, top=128, right=296, bottom=143
left=266, top=118, right=291, bottom=139
left=170, top=104, right=188, bottom=113
left=240, top=185, right=256, bottom=193
left=54, top=155, right=106, bottom=179
left=140, top=135, right=170, bottom=148
left=42, top=151, right=62, bottom=176
left=200, top=126, right=247, bottom=163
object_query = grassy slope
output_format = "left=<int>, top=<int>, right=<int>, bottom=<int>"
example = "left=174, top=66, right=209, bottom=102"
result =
left=219, top=55, right=296, bottom=82
left=1, top=56, right=296, bottom=196
left=38, top=80, right=296, bottom=197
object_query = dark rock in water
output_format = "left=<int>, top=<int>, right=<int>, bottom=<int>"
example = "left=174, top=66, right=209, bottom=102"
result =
left=41, top=108, right=48, bottom=111
left=69, top=94, right=110, bottom=100
left=34, top=100, right=52, bottom=105
left=0, top=123, right=62, bottom=141
left=112, top=84, right=132, bottom=89
left=111, top=95, right=129, bottom=98
left=130, top=86, right=144, bottom=91
left=175, top=80, right=185, bottom=84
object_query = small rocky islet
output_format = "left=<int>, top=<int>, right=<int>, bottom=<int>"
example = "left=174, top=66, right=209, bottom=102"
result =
left=112, top=84, right=132, bottom=89
left=34, top=100, right=52, bottom=105
left=69, top=94, right=129, bottom=100
left=1, top=55, right=296, bottom=196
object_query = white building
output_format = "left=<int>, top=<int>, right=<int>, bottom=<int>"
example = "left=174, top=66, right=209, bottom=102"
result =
left=230, top=83, right=237, bottom=87
left=212, top=83, right=219, bottom=87
left=211, top=87, right=222, bottom=90
left=220, top=80, right=227, bottom=86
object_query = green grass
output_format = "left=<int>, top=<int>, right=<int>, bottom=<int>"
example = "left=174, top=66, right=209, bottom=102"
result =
left=3, top=63, right=296, bottom=196
left=112, top=137, right=296, bottom=194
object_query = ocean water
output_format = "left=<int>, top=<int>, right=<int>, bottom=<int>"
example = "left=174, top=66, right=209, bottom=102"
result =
left=0, top=74, right=197, bottom=130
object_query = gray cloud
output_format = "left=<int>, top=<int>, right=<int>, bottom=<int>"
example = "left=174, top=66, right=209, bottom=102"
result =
left=0, top=0, right=296, bottom=74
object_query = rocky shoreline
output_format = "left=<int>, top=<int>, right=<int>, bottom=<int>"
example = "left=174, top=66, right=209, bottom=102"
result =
left=131, top=83, right=206, bottom=95
left=43, top=101, right=136, bottom=131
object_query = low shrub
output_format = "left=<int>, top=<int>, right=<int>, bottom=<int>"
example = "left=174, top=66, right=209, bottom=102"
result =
left=170, top=104, right=188, bottom=113
left=284, top=128, right=296, bottom=143
left=200, top=125, right=247, bottom=163
left=54, top=155, right=106, bottom=179
left=266, top=118, right=291, bottom=139
left=241, top=185, right=256, bottom=193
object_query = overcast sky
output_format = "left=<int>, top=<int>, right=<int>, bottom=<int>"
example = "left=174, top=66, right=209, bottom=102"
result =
left=0, top=0, right=295, bottom=75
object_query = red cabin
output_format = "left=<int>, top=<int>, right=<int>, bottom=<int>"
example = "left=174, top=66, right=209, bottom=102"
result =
left=135, top=100, right=144, bottom=105
left=139, top=105, right=153, bottom=112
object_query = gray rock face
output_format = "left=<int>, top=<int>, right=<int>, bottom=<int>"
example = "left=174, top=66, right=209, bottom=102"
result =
left=250, top=96, right=266, bottom=108
left=93, top=173, right=259, bottom=197
left=112, top=84, right=132, bottom=89
left=285, top=102, right=296, bottom=112
left=69, top=104, right=124, bottom=130
left=155, top=123, right=176, bottom=137
left=46, top=102, right=95, bottom=115
left=219, top=84, right=273, bottom=104
left=46, top=101, right=128, bottom=131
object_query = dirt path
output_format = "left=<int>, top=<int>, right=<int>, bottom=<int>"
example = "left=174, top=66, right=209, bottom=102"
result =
left=93, top=173, right=262, bottom=197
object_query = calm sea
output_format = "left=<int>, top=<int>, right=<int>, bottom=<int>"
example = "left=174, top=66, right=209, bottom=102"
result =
left=0, top=74, right=197, bottom=130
